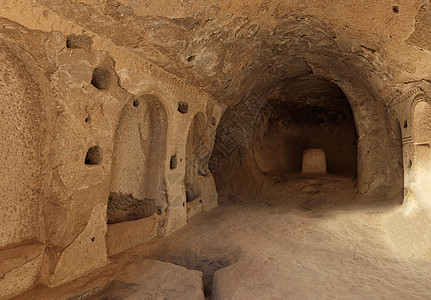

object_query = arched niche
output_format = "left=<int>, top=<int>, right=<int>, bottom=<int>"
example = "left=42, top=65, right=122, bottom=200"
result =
left=107, top=94, right=168, bottom=224
left=0, top=40, right=45, bottom=248
left=384, top=108, right=405, bottom=202
left=412, top=100, right=431, bottom=186
left=185, top=112, right=209, bottom=203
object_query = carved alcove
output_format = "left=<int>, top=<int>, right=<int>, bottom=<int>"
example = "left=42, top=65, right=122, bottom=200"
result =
left=106, top=95, right=168, bottom=255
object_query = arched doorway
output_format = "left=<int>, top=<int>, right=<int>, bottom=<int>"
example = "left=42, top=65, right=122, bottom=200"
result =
left=412, top=100, right=431, bottom=206
left=253, top=77, right=357, bottom=178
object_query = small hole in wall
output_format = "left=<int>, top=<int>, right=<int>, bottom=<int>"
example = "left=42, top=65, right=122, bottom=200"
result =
left=182, top=202, right=185, bottom=207
left=85, top=146, right=102, bottom=165
left=178, top=101, right=189, bottom=114
left=170, top=155, right=177, bottom=169
left=66, top=35, right=93, bottom=50
left=91, top=67, right=111, bottom=90
left=408, top=160, right=412, bottom=168
left=133, top=99, right=140, bottom=107
left=91, top=237, right=95, bottom=242
left=187, top=55, right=195, bottom=62
left=85, top=117, right=91, bottom=124
left=392, top=5, right=399, bottom=13
left=404, top=120, right=408, bottom=128
left=199, top=199, right=203, bottom=204
left=212, top=117, right=217, bottom=126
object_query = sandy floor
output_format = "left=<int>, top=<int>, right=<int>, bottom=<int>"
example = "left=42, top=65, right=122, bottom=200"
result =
left=14, top=179, right=431, bottom=299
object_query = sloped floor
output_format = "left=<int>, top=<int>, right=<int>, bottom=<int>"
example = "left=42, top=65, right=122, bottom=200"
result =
left=14, top=180, right=431, bottom=300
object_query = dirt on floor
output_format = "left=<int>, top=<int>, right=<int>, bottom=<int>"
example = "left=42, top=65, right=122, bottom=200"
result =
left=13, top=178, right=431, bottom=300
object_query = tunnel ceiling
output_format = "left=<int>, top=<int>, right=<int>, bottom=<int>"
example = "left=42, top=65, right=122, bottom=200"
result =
left=265, top=77, right=350, bottom=109
left=257, top=76, right=356, bottom=146
left=34, top=0, right=431, bottom=107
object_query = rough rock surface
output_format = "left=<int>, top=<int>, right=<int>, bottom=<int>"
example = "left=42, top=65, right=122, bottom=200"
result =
left=16, top=180, right=431, bottom=300
left=2, top=0, right=431, bottom=298
left=14, top=259, right=204, bottom=300
left=0, top=3, right=221, bottom=293
left=0, top=244, right=44, bottom=299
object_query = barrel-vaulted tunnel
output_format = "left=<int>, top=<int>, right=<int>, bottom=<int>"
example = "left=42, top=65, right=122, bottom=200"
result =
left=253, top=76, right=357, bottom=178
left=0, top=5, right=420, bottom=298
left=208, top=15, right=404, bottom=205
left=210, top=69, right=403, bottom=205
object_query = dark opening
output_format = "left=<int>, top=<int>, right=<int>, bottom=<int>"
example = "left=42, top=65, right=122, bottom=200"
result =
left=185, top=185, right=199, bottom=202
left=253, top=77, right=357, bottom=178
left=107, top=192, right=160, bottom=224
left=85, top=146, right=102, bottom=165
left=66, top=35, right=93, bottom=50
left=133, top=99, right=140, bottom=107
left=170, top=155, right=177, bottom=169
left=91, top=67, right=111, bottom=90
left=178, top=101, right=189, bottom=114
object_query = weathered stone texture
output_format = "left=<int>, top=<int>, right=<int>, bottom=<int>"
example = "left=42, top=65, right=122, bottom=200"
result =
left=1, top=0, right=431, bottom=298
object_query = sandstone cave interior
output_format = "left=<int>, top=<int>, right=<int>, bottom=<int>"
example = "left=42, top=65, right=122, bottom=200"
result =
left=2, top=1, right=431, bottom=299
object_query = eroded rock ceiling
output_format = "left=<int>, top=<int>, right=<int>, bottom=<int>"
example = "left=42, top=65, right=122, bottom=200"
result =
left=26, top=0, right=431, bottom=107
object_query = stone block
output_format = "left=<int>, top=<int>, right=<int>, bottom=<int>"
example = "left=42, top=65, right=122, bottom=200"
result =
left=301, top=148, right=327, bottom=174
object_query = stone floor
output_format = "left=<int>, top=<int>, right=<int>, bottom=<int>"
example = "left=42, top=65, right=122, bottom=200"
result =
left=13, top=180, right=431, bottom=299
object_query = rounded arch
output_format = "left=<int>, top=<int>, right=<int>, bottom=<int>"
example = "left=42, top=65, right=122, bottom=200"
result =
left=331, top=79, right=403, bottom=195
left=412, top=99, right=431, bottom=173
left=411, top=96, right=430, bottom=143
left=252, top=77, right=357, bottom=178
left=117, top=86, right=175, bottom=122
left=185, top=112, right=209, bottom=202
left=0, top=39, right=47, bottom=247
left=107, top=94, right=168, bottom=224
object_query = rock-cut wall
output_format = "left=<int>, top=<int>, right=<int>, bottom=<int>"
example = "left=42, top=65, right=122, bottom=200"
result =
left=0, top=10, right=222, bottom=299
